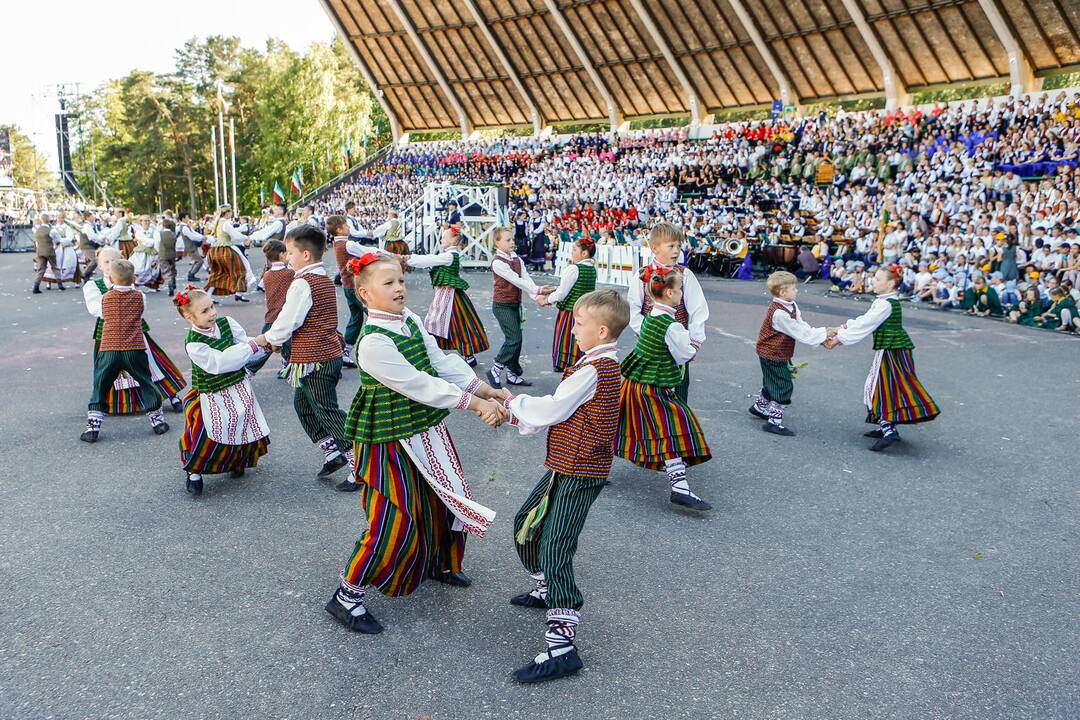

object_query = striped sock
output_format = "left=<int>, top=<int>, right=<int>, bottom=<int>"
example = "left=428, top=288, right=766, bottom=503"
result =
left=666, top=457, right=702, bottom=499
left=767, top=401, right=785, bottom=426
left=753, top=392, right=768, bottom=413
left=879, top=420, right=897, bottom=435
left=147, top=409, right=165, bottom=427
left=85, top=411, right=103, bottom=432
left=537, top=608, right=579, bottom=661
left=528, top=571, right=548, bottom=603
left=318, top=436, right=341, bottom=462
left=335, top=583, right=368, bottom=618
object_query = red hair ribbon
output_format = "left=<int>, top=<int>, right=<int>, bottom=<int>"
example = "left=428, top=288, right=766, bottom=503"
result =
left=347, top=253, right=380, bottom=275
left=886, top=264, right=902, bottom=281
left=175, top=283, right=198, bottom=306
left=450, top=226, right=461, bottom=237
left=578, top=236, right=595, bottom=250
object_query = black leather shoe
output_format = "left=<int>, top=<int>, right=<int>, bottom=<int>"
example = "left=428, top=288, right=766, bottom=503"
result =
left=429, top=571, right=472, bottom=587
left=506, top=375, right=532, bottom=387
left=512, top=646, right=583, bottom=683
left=748, top=404, right=768, bottom=419
left=185, top=476, right=203, bottom=496
left=869, top=433, right=901, bottom=452
left=864, top=429, right=884, bottom=438
left=229, top=469, right=245, bottom=478
left=58, top=285, right=66, bottom=291
left=510, top=591, right=547, bottom=608
left=234, top=295, right=250, bottom=303
left=335, top=479, right=359, bottom=492
left=762, top=422, right=795, bottom=436
left=486, top=367, right=502, bottom=389
left=324, top=593, right=383, bottom=634
left=317, top=454, right=349, bottom=478
left=670, top=491, right=712, bottom=511
left=170, top=397, right=183, bottom=413
left=32, top=287, right=42, bottom=294
left=79, top=430, right=99, bottom=443
left=152, top=422, right=170, bottom=435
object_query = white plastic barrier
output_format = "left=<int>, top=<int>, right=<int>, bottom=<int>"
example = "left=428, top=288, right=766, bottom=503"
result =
left=555, top=242, right=653, bottom=287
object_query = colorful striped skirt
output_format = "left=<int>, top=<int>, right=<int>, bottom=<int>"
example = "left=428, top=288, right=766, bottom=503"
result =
left=616, top=379, right=712, bottom=470
left=864, top=348, right=940, bottom=425
left=147, top=334, right=186, bottom=398
left=179, top=390, right=270, bottom=474
left=551, top=308, right=581, bottom=372
left=92, top=337, right=184, bottom=413
left=206, top=246, right=247, bottom=295
left=340, top=440, right=466, bottom=598
left=384, top=239, right=410, bottom=257
left=434, top=288, right=490, bottom=357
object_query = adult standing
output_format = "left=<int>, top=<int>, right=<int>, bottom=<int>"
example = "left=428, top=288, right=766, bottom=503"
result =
left=75, top=210, right=105, bottom=281
left=158, top=219, right=178, bottom=295
left=205, top=205, right=256, bottom=303
left=47, top=211, right=82, bottom=287
left=177, top=212, right=207, bottom=281
left=345, top=201, right=373, bottom=246
left=31, top=213, right=63, bottom=294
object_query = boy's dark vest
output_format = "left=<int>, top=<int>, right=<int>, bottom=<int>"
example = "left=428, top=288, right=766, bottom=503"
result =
left=288, top=272, right=342, bottom=363
left=544, top=356, right=621, bottom=478
left=756, top=301, right=797, bottom=361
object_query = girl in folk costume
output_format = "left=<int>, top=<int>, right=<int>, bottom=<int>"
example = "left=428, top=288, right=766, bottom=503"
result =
left=378, top=209, right=409, bottom=257
left=830, top=266, right=940, bottom=451
left=174, top=286, right=271, bottom=497
left=616, top=265, right=713, bottom=512
left=542, top=235, right=598, bottom=371
left=112, top=211, right=136, bottom=259
left=204, top=205, right=257, bottom=303
left=83, top=246, right=186, bottom=416
left=325, top=253, right=505, bottom=634
left=130, top=216, right=161, bottom=289
left=42, top=212, right=82, bottom=287
left=406, top=226, right=490, bottom=366
left=627, top=223, right=708, bottom=402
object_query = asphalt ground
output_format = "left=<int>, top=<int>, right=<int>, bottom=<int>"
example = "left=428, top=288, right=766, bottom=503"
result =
left=1, top=249, right=1077, bottom=720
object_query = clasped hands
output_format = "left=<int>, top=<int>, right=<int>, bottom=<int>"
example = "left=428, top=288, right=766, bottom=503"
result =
left=822, top=327, right=841, bottom=350
left=472, top=386, right=513, bottom=428
left=253, top=334, right=281, bottom=353
left=534, top=286, right=558, bottom=307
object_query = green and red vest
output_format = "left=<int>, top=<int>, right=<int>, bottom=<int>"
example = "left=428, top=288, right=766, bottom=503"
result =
left=429, top=251, right=469, bottom=291
left=621, top=313, right=684, bottom=388
left=187, top=316, right=247, bottom=393
left=346, top=316, right=451, bottom=443
left=872, top=298, right=915, bottom=350
left=556, top=262, right=597, bottom=312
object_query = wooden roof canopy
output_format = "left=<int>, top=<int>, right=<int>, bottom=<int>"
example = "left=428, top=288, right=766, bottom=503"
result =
left=318, top=0, right=1080, bottom=138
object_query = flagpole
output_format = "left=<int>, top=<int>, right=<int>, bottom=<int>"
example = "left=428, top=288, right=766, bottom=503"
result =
left=217, top=81, right=229, bottom=208
left=211, top=126, right=220, bottom=208
left=229, top=118, right=238, bottom=212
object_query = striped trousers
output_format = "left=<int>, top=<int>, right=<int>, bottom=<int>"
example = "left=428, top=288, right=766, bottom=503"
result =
left=759, top=357, right=794, bottom=405
left=513, top=470, right=607, bottom=610
left=491, top=301, right=523, bottom=375
left=293, top=358, right=348, bottom=449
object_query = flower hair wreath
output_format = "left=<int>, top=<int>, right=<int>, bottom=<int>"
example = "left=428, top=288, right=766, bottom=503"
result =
left=642, top=264, right=673, bottom=292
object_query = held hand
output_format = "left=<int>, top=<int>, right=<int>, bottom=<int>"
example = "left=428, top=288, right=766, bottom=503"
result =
left=826, top=326, right=838, bottom=338
left=492, top=387, right=513, bottom=403
left=472, top=398, right=508, bottom=428
left=823, top=337, right=841, bottom=350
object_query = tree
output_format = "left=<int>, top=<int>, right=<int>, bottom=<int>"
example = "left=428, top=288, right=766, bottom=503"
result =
left=0, top=125, right=58, bottom=192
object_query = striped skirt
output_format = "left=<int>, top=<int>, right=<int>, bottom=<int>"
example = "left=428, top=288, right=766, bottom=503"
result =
left=551, top=308, right=581, bottom=371
left=384, top=239, right=410, bottom=257
left=434, top=288, right=490, bottom=357
left=341, top=440, right=466, bottom=598
left=93, top=337, right=184, bottom=413
left=865, top=348, right=940, bottom=425
left=147, top=334, right=186, bottom=398
left=616, top=379, right=712, bottom=470
left=179, top=390, right=270, bottom=474
left=206, top=246, right=247, bottom=295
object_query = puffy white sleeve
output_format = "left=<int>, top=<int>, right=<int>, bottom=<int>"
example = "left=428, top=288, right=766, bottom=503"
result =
left=410, top=310, right=480, bottom=391
left=545, top=264, right=579, bottom=304
left=506, top=364, right=597, bottom=435
left=83, top=281, right=103, bottom=318
left=681, top=269, right=709, bottom=347
left=248, top=220, right=283, bottom=243
left=186, top=324, right=261, bottom=375
left=182, top=225, right=206, bottom=242
left=835, top=298, right=892, bottom=346
left=627, top=279, right=646, bottom=335
left=493, top=259, right=540, bottom=296
left=264, top=279, right=312, bottom=346
left=772, top=307, right=828, bottom=346
left=406, top=251, right=454, bottom=269
left=665, top=322, right=697, bottom=366
left=357, top=333, right=475, bottom=410
left=220, top=223, right=248, bottom=243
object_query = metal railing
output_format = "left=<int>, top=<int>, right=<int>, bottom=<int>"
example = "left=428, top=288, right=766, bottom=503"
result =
left=288, top=145, right=392, bottom=210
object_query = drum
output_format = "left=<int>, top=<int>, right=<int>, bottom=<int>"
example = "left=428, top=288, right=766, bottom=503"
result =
left=762, top=244, right=798, bottom=269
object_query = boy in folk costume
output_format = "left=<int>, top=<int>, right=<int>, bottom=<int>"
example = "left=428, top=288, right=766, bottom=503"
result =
left=261, top=226, right=353, bottom=486
left=829, top=266, right=940, bottom=451
left=247, top=240, right=293, bottom=374
left=406, top=226, right=490, bottom=367
left=627, top=223, right=708, bottom=402
left=83, top=246, right=186, bottom=417
left=174, top=286, right=271, bottom=497
left=80, top=259, right=172, bottom=442
left=486, top=226, right=547, bottom=389
left=326, top=253, right=505, bottom=634
left=502, top=290, right=630, bottom=683
left=328, top=215, right=365, bottom=369
left=749, top=271, right=830, bottom=436
left=616, top=265, right=713, bottom=511
left=205, top=205, right=256, bottom=303
left=31, top=214, right=63, bottom=294
left=541, top=235, right=598, bottom=372
left=177, top=212, right=207, bottom=282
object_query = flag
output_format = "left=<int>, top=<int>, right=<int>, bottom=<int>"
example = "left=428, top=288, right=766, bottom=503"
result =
left=296, top=165, right=305, bottom=190
left=259, top=185, right=265, bottom=205
left=290, top=171, right=301, bottom=194
left=273, top=181, right=286, bottom=203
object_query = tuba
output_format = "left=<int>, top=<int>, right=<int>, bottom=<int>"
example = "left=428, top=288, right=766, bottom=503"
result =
left=721, top=237, right=747, bottom=257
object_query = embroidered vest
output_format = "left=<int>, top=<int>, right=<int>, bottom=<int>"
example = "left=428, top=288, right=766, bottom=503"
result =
left=872, top=298, right=914, bottom=350
left=756, top=301, right=797, bottom=361
left=98, top=289, right=146, bottom=352
left=288, top=273, right=343, bottom=363
left=262, top=267, right=295, bottom=325
left=556, top=263, right=597, bottom=312
left=641, top=291, right=689, bottom=328
left=188, top=317, right=247, bottom=393
left=492, top=254, right=523, bottom=304
left=92, top=279, right=148, bottom=341
left=345, top=316, right=451, bottom=443
left=544, top=356, right=622, bottom=478
left=621, top=313, right=684, bottom=388
left=429, top=252, right=469, bottom=290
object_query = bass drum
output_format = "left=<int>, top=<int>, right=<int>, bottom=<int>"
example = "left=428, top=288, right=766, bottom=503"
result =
left=762, top=244, right=799, bottom=269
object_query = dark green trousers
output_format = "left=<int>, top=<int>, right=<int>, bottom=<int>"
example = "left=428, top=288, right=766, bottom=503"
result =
left=343, top=288, right=367, bottom=347
left=294, top=358, right=347, bottom=449
left=247, top=321, right=290, bottom=373
left=675, top=363, right=691, bottom=402
left=492, top=301, right=523, bottom=375
left=89, top=349, right=161, bottom=412
left=513, top=470, right=606, bottom=610
left=759, top=357, right=794, bottom=405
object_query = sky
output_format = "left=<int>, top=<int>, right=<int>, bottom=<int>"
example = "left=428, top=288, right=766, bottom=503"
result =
left=0, top=0, right=337, bottom=171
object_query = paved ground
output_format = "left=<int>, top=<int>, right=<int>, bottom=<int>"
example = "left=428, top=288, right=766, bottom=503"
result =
left=1, top=250, right=1077, bottom=720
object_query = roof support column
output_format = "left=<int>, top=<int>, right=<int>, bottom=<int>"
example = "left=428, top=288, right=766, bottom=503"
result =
left=626, top=0, right=702, bottom=126
left=384, top=0, right=473, bottom=138
left=976, top=0, right=1036, bottom=97
left=317, top=0, right=403, bottom=142
left=460, top=0, right=544, bottom=134
left=839, top=0, right=909, bottom=110
left=724, top=0, right=799, bottom=109
left=543, top=0, right=622, bottom=131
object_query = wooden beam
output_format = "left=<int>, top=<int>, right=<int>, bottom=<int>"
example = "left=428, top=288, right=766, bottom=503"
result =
left=626, top=0, right=703, bottom=124
left=724, top=0, right=799, bottom=107
left=976, top=0, right=1036, bottom=96
left=542, top=0, right=622, bottom=130
left=839, top=0, right=910, bottom=109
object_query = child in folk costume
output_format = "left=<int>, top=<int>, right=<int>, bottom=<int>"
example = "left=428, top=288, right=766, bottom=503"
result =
left=247, top=240, right=293, bottom=374
left=542, top=235, right=598, bottom=372
left=174, top=287, right=271, bottom=497
left=616, top=265, right=713, bottom=511
left=485, top=226, right=547, bottom=389
left=82, top=246, right=186, bottom=417
left=328, top=215, right=365, bottom=369
left=326, top=253, right=505, bottom=634
left=205, top=205, right=256, bottom=303
left=749, top=271, right=830, bottom=436
left=627, top=224, right=708, bottom=402
left=377, top=209, right=409, bottom=257
left=260, top=226, right=353, bottom=487
left=80, top=259, right=173, bottom=442
left=830, top=266, right=940, bottom=451
left=503, top=290, right=630, bottom=683
left=407, top=226, right=490, bottom=366
left=130, top=216, right=161, bottom=289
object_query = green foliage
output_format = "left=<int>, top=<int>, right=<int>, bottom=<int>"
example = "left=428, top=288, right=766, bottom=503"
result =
left=711, top=107, right=770, bottom=123
left=68, top=35, right=386, bottom=215
left=911, top=83, right=1009, bottom=106
left=0, top=124, right=58, bottom=192
left=551, top=121, right=610, bottom=135
left=628, top=115, right=690, bottom=130
left=1042, top=71, right=1080, bottom=91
